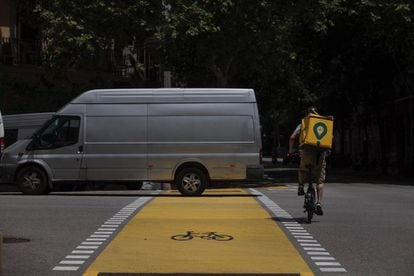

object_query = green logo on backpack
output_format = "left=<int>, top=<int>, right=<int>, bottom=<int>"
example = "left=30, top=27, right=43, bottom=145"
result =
left=313, top=122, right=327, bottom=140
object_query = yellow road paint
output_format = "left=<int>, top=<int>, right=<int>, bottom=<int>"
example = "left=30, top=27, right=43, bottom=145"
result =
left=266, top=185, right=289, bottom=189
left=84, top=189, right=313, bottom=276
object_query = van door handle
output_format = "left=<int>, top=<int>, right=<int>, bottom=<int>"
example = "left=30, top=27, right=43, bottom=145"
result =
left=77, top=145, right=84, bottom=154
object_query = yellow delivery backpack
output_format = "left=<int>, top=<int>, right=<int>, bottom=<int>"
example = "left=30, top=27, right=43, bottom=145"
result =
left=299, top=113, right=334, bottom=150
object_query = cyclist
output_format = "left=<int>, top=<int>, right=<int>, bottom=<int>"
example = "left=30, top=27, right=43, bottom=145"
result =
left=288, top=106, right=326, bottom=216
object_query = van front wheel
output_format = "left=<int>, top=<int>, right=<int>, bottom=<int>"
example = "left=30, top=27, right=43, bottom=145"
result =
left=16, top=166, right=50, bottom=195
left=176, top=168, right=207, bottom=196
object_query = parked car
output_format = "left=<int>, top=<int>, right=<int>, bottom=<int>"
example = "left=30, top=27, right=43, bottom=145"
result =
left=0, top=88, right=264, bottom=195
left=2, top=112, right=54, bottom=147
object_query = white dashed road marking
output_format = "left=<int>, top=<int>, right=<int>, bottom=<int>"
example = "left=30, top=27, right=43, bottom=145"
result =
left=52, top=194, right=157, bottom=272
left=250, top=188, right=347, bottom=273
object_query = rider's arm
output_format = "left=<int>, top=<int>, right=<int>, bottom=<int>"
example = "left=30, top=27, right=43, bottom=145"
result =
left=289, top=133, right=296, bottom=154
left=289, top=124, right=301, bottom=154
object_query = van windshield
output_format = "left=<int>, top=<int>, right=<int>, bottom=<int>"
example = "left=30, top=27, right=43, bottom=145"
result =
left=34, top=116, right=80, bottom=149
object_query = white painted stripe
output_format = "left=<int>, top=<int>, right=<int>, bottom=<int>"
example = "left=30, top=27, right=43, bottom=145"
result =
left=60, top=260, right=85, bottom=265
left=315, top=262, right=341, bottom=266
left=82, top=242, right=103, bottom=245
left=304, top=247, right=326, bottom=251
left=66, top=255, right=90, bottom=259
left=286, top=227, right=304, bottom=230
left=307, top=252, right=331, bottom=255
left=53, top=266, right=79, bottom=271
left=249, top=188, right=347, bottom=274
left=77, top=246, right=99, bottom=249
left=52, top=196, right=155, bottom=272
left=300, top=243, right=322, bottom=247
left=320, top=268, right=347, bottom=272
left=311, top=256, right=335, bottom=261
left=71, top=250, right=94, bottom=254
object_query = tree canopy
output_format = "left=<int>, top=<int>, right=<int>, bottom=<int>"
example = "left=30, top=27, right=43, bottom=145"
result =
left=2, top=0, right=414, bottom=158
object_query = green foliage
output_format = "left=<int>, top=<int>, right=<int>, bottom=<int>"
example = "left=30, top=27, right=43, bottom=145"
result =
left=4, top=0, right=414, bottom=153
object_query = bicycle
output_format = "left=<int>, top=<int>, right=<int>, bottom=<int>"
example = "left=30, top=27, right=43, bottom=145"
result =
left=304, top=164, right=316, bottom=224
left=171, top=231, right=233, bottom=241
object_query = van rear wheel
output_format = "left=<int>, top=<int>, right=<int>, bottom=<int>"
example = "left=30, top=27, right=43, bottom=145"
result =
left=175, top=168, right=207, bottom=196
left=16, top=166, right=50, bottom=195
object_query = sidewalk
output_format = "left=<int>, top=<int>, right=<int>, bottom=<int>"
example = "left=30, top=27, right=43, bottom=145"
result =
left=264, top=161, right=414, bottom=185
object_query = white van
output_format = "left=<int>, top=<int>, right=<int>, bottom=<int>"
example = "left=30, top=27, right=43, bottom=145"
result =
left=0, top=88, right=264, bottom=195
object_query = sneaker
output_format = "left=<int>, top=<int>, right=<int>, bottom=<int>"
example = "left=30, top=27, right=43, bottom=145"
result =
left=316, top=203, right=324, bottom=216
left=297, top=186, right=305, bottom=196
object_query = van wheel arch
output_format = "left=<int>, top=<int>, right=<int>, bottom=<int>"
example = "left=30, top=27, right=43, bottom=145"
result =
left=15, top=163, right=52, bottom=194
left=174, top=162, right=210, bottom=196
left=174, top=162, right=210, bottom=183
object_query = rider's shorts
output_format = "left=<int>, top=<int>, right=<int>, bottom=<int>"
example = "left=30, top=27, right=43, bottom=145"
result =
left=299, top=149, right=326, bottom=185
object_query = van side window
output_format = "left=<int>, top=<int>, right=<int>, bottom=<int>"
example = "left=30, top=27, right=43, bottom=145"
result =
left=38, top=116, right=80, bottom=149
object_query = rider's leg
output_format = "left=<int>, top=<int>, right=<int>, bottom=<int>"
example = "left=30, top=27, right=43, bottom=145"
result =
left=298, top=170, right=305, bottom=195
left=316, top=159, right=326, bottom=203
left=298, top=150, right=315, bottom=195
left=315, top=159, right=326, bottom=215
left=316, top=183, right=324, bottom=203
left=297, top=150, right=310, bottom=196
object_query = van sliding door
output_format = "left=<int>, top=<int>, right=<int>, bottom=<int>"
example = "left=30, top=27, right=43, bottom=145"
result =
left=83, top=104, right=148, bottom=180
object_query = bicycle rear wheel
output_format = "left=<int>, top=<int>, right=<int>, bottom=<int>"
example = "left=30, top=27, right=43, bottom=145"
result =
left=307, top=203, right=314, bottom=223
left=306, top=189, right=316, bottom=224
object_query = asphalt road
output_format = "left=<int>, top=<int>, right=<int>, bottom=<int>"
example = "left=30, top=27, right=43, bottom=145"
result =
left=0, top=181, right=413, bottom=276
left=260, top=182, right=414, bottom=276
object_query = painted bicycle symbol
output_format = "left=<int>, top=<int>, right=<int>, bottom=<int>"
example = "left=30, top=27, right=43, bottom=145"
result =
left=171, top=231, right=234, bottom=241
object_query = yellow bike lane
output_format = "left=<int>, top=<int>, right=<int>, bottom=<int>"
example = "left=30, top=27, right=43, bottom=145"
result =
left=83, top=189, right=313, bottom=276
